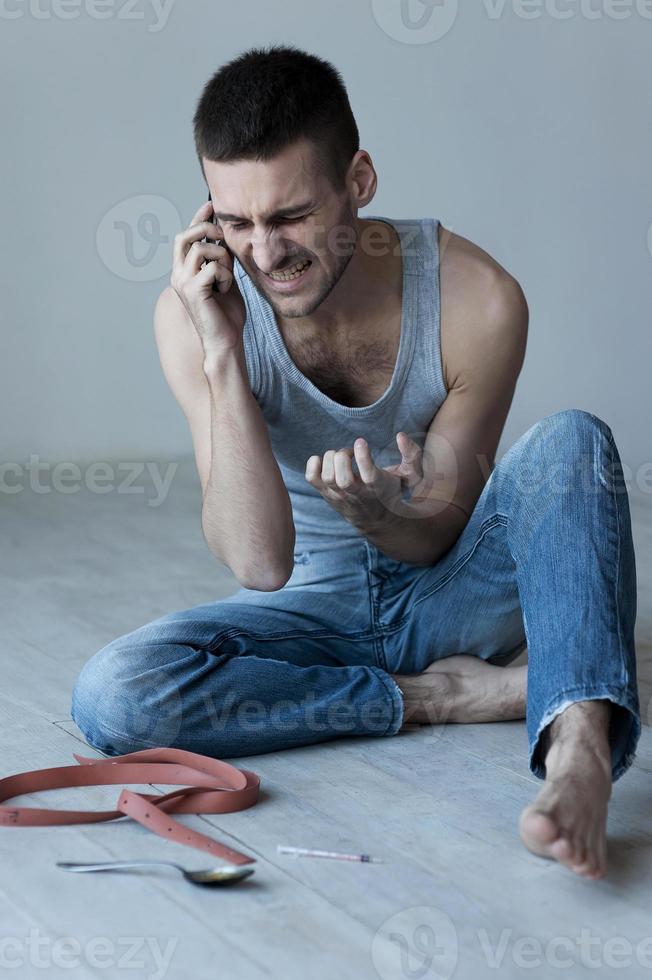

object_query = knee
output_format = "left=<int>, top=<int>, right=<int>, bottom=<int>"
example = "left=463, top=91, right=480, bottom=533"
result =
left=507, top=409, right=613, bottom=469
left=493, top=409, right=617, bottom=503
left=71, top=638, right=185, bottom=756
left=538, top=408, right=611, bottom=442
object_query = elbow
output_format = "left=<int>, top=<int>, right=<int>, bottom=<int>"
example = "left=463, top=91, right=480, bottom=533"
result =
left=207, top=546, right=293, bottom=592
left=237, top=562, right=293, bottom=593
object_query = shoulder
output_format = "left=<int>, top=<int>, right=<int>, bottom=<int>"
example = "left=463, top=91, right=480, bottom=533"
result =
left=438, top=224, right=528, bottom=390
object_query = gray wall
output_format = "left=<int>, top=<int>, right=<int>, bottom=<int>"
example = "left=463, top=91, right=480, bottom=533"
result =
left=2, top=0, right=650, bottom=498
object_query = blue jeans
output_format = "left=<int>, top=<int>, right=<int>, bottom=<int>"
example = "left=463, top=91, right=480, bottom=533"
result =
left=71, top=410, right=641, bottom=781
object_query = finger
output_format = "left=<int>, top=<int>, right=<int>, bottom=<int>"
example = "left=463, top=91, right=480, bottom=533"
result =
left=333, top=448, right=360, bottom=492
left=320, top=449, right=338, bottom=487
left=184, top=241, right=231, bottom=277
left=305, top=455, right=324, bottom=489
left=193, top=258, right=234, bottom=294
left=355, top=439, right=403, bottom=501
left=172, top=220, right=226, bottom=271
left=203, top=199, right=226, bottom=244
left=353, top=438, right=378, bottom=485
left=397, top=432, right=424, bottom=486
left=305, top=454, right=347, bottom=505
left=192, top=200, right=226, bottom=243
left=189, top=200, right=214, bottom=226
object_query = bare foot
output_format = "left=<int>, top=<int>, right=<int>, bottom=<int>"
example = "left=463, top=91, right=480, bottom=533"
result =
left=519, top=700, right=613, bottom=879
left=391, top=654, right=527, bottom=726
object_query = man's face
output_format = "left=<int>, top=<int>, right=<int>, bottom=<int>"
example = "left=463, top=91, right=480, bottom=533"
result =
left=204, top=139, right=358, bottom=319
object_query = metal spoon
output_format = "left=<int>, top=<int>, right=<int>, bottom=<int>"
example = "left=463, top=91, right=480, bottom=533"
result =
left=56, top=860, right=255, bottom=887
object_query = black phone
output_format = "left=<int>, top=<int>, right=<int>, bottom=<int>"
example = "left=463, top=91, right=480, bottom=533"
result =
left=205, top=190, right=230, bottom=292
left=206, top=190, right=227, bottom=247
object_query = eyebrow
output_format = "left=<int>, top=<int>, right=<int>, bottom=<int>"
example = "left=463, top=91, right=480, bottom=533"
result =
left=215, top=200, right=317, bottom=222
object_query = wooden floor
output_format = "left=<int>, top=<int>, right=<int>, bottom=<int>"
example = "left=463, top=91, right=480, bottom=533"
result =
left=2, top=456, right=652, bottom=980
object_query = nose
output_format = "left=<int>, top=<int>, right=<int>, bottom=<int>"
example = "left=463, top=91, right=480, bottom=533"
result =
left=250, top=229, right=303, bottom=274
left=250, top=230, right=296, bottom=276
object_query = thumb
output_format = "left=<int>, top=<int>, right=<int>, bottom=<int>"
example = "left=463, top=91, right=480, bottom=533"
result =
left=396, top=432, right=424, bottom=487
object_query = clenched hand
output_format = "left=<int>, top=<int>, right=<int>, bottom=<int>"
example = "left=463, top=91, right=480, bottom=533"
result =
left=305, top=431, right=424, bottom=530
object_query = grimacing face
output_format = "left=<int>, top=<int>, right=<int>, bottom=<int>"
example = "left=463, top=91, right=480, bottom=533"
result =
left=203, top=139, right=372, bottom=319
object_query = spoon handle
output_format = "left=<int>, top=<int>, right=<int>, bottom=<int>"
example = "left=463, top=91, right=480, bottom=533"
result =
left=57, top=861, right=181, bottom=874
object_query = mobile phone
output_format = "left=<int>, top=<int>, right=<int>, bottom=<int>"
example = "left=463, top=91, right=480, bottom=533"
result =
left=205, top=190, right=229, bottom=292
left=206, top=190, right=228, bottom=247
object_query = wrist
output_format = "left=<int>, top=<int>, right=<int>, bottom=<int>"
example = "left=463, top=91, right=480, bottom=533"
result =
left=202, top=343, right=244, bottom=379
left=356, top=503, right=402, bottom=537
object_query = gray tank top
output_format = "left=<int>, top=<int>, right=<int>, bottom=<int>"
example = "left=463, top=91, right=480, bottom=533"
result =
left=232, top=215, right=448, bottom=553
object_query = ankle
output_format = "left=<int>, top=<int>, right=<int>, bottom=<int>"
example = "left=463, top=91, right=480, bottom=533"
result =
left=543, top=700, right=613, bottom=781
left=391, top=671, right=453, bottom=726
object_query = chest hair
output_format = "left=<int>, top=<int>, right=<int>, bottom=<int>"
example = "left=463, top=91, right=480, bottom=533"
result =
left=286, top=331, right=399, bottom=408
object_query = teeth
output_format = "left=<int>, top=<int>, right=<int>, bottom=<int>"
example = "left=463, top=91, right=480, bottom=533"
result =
left=269, top=260, right=310, bottom=281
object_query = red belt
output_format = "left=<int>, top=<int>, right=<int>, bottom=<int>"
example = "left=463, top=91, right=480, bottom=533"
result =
left=0, top=747, right=259, bottom=866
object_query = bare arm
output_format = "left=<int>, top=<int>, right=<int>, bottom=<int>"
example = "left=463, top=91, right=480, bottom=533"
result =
left=153, top=284, right=295, bottom=591
left=301, top=228, right=528, bottom=566
left=202, top=343, right=295, bottom=590
left=361, top=255, right=529, bottom=565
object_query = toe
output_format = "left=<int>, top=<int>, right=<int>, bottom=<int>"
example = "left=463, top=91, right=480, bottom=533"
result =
left=571, top=837, right=586, bottom=865
left=586, top=866, right=607, bottom=880
left=549, top=835, right=574, bottom=865
left=571, top=856, right=596, bottom=876
left=585, top=834, right=608, bottom=879
left=570, top=842, right=589, bottom=874
left=519, top=807, right=561, bottom=857
left=580, top=857, right=604, bottom=879
left=569, top=831, right=607, bottom=879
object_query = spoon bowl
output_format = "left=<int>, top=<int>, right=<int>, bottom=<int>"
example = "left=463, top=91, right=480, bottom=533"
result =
left=56, top=860, right=255, bottom=887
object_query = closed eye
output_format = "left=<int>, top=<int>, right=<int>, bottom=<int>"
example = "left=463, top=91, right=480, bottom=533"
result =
left=229, top=215, right=309, bottom=232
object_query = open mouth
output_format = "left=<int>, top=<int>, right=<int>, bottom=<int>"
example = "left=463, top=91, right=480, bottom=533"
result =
left=265, top=259, right=313, bottom=286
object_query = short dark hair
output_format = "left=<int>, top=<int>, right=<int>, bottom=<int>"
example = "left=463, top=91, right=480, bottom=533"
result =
left=192, top=44, right=360, bottom=192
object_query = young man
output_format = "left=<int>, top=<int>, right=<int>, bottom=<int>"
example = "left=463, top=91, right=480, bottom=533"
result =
left=71, top=45, right=640, bottom=880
